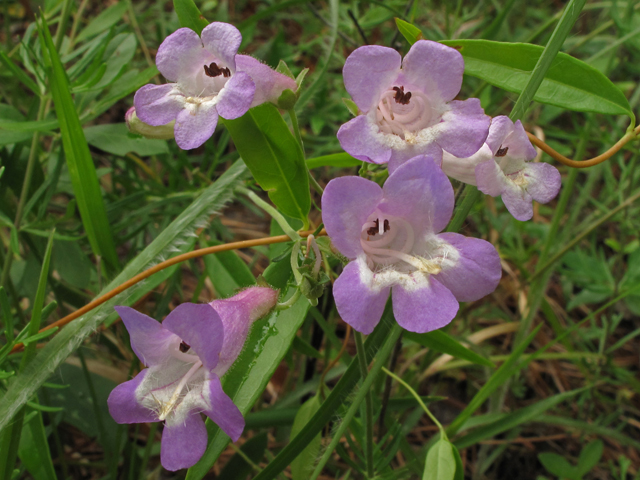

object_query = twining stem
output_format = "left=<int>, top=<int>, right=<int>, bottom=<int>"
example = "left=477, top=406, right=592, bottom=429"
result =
left=381, top=367, right=447, bottom=440
left=237, top=187, right=301, bottom=241
left=9, top=230, right=326, bottom=354
left=527, top=126, right=639, bottom=169
left=354, top=331, right=374, bottom=479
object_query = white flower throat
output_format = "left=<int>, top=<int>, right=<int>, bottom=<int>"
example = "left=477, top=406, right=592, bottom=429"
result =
left=360, top=213, right=441, bottom=275
left=375, top=86, right=434, bottom=139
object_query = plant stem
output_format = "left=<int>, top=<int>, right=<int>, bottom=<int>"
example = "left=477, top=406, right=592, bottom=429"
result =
left=238, top=187, right=301, bottom=241
left=288, top=108, right=324, bottom=195
left=354, top=331, right=375, bottom=479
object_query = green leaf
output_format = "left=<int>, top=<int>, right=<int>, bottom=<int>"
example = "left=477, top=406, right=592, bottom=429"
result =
left=452, top=445, right=464, bottom=480
left=440, top=39, right=633, bottom=117
left=0, top=51, right=41, bottom=96
left=173, top=0, right=209, bottom=35
left=18, top=405, right=57, bottom=480
left=454, top=389, right=584, bottom=449
left=186, top=293, right=311, bottom=479
left=217, top=433, right=268, bottom=480
left=0, top=160, right=248, bottom=433
left=83, top=123, right=169, bottom=156
left=307, top=153, right=361, bottom=169
left=203, top=239, right=256, bottom=298
left=538, top=453, right=580, bottom=480
left=577, top=440, right=603, bottom=477
left=39, top=17, right=120, bottom=271
left=395, top=17, right=422, bottom=45
left=404, top=330, right=495, bottom=368
left=223, top=103, right=310, bottom=227
left=423, top=439, right=456, bottom=480
left=291, top=396, right=322, bottom=480
left=75, top=2, right=129, bottom=43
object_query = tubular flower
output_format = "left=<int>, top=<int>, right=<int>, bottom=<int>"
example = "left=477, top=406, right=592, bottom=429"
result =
left=337, top=40, right=491, bottom=173
left=107, top=287, right=278, bottom=471
left=442, top=116, right=561, bottom=221
left=134, top=22, right=256, bottom=150
left=322, top=156, right=501, bottom=335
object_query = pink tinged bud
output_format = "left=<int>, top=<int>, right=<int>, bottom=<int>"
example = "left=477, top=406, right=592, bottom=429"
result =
left=235, top=55, right=298, bottom=108
left=125, top=107, right=176, bottom=140
left=209, top=287, right=278, bottom=376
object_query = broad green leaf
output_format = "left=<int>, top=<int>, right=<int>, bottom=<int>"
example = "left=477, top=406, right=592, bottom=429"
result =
left=291, top=396, right=322, bottom=480
left=452, top=445, right=464, bottom=480
left=440, top=39, right=633, bottom=117
left=173, top=0, right=209, bottom=35
left=404, top=330, right=495, bottom=368
left=39, top=17, right=120, bottom=271
left=83, top=124, right=169, bottom=156
left=203, top=239, right=256, bottom=298
left=577, top=440, right=603, bottom=477
left=224, top=103, right=310, bottom=227
left=454, top=389, right=584, bottom=449
left=395, top=17, right=422, bottom=45
left=75, top=2, right=129, bottom=43
left=0, top=160, right=248, bottom=432
left=423, top=439, right=456, bottom=480
left=307, top=153, right=361, bottom=169
left=217, top=433, right=268, bottom=480
left=538, top=453, right=580, bottom=480
left=186, top=293, right=311, bottom=479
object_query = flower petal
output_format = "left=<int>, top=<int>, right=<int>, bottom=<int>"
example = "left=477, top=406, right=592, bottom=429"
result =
left=114, top=306, right=177, bottom=366
left=401, top=40, right=463, bottom=105
left=215, top=71, right=255, bottom=120
left=523, top=162, right=561, bottom=204
left=381, top=155, right=454, bottom=234
left=210, top=287, right=277, bottom=376
left=134, top=84, right=184, bottom=126
left=201, top=22, right=242, bottom=72
left=322, top=175, right=383, bottom=259
left=387, top=142, right=443, bottom=175
left=502, top=120, right=537, bottom=162
left=156, top=28, right=209, bottom=84
left=501, top=183, right=534, bottom=221
left=173, top=102, right=219, bottom=150
left=337, top=116, right=392, bottom=165
left=202, top=374, right=244, bottom=441
left=162, top=303, right=224, bottom=371
left=107, top=369, right=158, bottom=424
left=333, top=258, right=390, bottom=335
left=392, top=276, right=458, bottom=333
left=235, top=55, right=298, bottom=107
left=484, top=115, right=513, bottom=154
left=475, top=159, right=508, bottom=197
left=442, top=145, right=494, bottom=186
left=436, top=98, right=490, bottom=158
left=434, top=232, right=502, bottom=302
left=161, top=411, right=207, bottom=471
left=343, top=45, right=401, bottom=112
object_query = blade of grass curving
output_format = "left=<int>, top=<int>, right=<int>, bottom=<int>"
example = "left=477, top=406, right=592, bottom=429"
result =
left=404, top=330, right=494, bottom=368
left=0, top=160, right=248, bottom=432
left=535, top=415, right=640, bottom=450
left=38, top=16, right=119, bottom=271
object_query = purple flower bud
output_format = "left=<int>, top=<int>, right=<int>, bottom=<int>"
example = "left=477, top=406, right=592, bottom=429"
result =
left=337, top=41, right=491, bottom=172
left=442, top=116, right=561, bottom=221
left=107, top=287, right=277, bottom=471
left=322, top=156, right=501, bottom=334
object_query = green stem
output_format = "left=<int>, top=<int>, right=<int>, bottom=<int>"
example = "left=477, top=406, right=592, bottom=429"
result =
left=354, top=331, right=374, bottom=479
left=238, top=187, right=301, bottom=241
left=381, top=367, right=447, bottom=439
left=275, top=289, right=301, bottom=310
left=229, top=443, right=263, bottom=473
left=288, top=108, right=324, bottom=195
left=309, top=324, right=403, bottom=480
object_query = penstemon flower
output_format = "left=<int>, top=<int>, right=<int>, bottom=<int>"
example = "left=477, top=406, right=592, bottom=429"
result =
left=107, top=287, right=278, bottom=471
left=337, top=40, right=491, bottom=172
left=322, top=155, right=502, bottom=334
left=442, top=116, right=561, bottom=221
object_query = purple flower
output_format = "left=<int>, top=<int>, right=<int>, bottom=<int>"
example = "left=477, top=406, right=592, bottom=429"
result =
left=235, top=55, right=298, bottom=108
left=322, top=156, right=502, bottom=335
left=134, top=23, right=256, bottom=150
left=442, top=116, right=561, bottom=221
left=107, top=287, right=278, bottom=471
left=337, top=40, right=490, bottom=172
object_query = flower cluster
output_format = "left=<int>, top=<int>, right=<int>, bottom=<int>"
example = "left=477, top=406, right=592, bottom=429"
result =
left=107, top=287, right=277, bottom=471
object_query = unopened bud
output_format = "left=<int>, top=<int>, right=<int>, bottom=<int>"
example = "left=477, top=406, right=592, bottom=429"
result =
left=125, top=107, right=175, bottom=140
